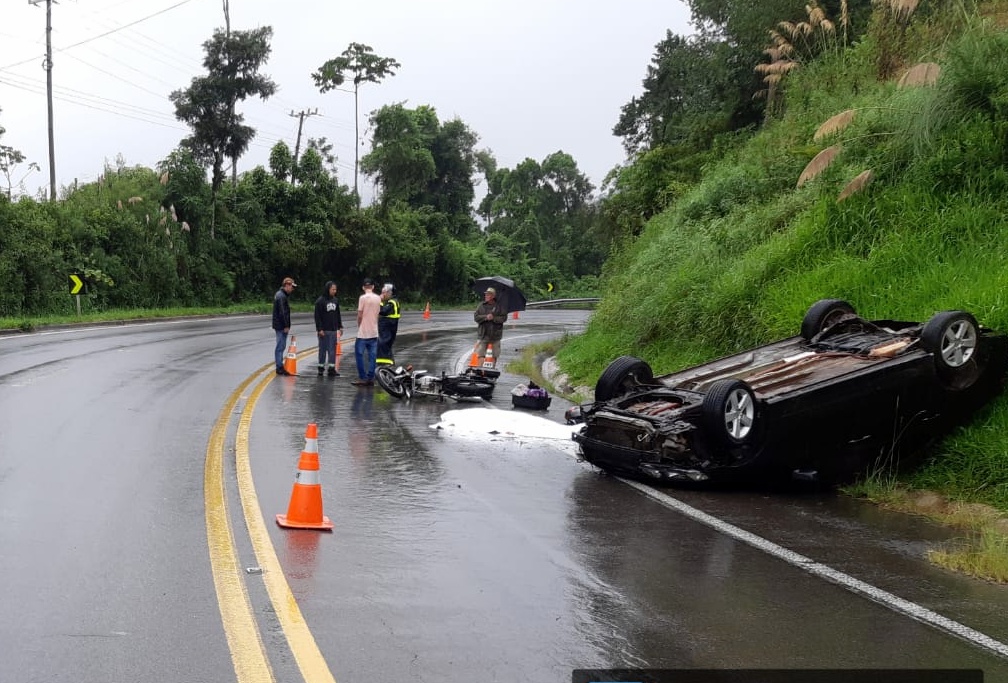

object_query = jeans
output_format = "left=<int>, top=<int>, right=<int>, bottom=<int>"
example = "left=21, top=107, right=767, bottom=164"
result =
left=354, top=337, right=377, bottom=380
left=318, top=331, right=338, bottom=367
left=274, top=330, right=288, bottom=369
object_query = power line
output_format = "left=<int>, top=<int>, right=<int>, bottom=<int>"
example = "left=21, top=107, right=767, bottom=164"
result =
left=1, top=0, right=196, bottom=72
left=0, top=74, right=281, bottom=154
left=0, top=72, right=175, bottom=121
left=61, top=52, right=170, bottom=100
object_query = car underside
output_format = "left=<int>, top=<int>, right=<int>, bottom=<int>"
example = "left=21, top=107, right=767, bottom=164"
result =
left=571, top=301, right=1008, bottom=485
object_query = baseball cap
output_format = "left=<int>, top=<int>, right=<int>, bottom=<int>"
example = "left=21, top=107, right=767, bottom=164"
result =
left=282, top=277, right=297, bottom=287
left=485, top=287, right=496, bottom=295
left=363, top=277, right=374, bottom=286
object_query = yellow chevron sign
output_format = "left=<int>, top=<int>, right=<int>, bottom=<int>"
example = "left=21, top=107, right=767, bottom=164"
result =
left=69, top=273, right=84, bottom=295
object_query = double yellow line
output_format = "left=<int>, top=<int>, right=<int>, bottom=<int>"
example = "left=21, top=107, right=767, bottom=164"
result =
left=204, top=350, right=339, bottom=683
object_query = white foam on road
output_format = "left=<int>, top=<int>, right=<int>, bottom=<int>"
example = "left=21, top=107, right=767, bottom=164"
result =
left=431, top=408, right=583, bottom=452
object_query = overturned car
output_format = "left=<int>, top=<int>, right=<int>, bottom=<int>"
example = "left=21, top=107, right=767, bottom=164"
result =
left=568, top=300, right=1008, bottom=485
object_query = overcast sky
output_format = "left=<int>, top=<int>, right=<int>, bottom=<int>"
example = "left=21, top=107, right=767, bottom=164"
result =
left=0, top=0, right=691, bottom=202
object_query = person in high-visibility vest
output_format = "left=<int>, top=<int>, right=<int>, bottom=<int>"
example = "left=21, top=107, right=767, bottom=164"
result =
left=376, top=283, right=400, bottom=366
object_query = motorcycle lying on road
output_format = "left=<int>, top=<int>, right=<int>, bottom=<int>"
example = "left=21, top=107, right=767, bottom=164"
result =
left=375, top=364, right=496, bottom=402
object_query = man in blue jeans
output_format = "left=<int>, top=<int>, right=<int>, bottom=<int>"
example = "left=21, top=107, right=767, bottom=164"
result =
left=352, top=278, right=381, bottom=386
left=272, top=276, right=296, bottom=375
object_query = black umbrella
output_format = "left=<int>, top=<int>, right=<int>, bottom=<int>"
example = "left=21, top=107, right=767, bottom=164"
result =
left=472, top=275, right=527, bottom=314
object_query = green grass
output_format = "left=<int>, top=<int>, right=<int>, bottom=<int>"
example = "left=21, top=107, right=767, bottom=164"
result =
left=0, top=298, right=477, bottom=334
left=929, top=529, right=1008, bottom=583
left=506, top=337, right=570, bottom=392
left=0, top=303, right=270, bottom=332
left=558, top=22, right=1008, bottom=579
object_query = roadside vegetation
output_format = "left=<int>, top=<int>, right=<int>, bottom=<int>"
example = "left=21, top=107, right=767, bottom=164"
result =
left=556, top=1, right=1008, bottom=578
left=0, top=304, right=265, bottom=333
left=3, top=0, right=1008, bottom=579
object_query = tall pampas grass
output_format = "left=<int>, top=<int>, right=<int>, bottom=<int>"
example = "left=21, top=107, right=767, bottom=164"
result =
left=797, top=145, right=842, bottom=187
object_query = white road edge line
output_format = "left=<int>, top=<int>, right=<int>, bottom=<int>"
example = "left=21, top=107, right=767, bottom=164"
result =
left=620, top=478, right=1008, bottom=661
left=457, top=339, right=1007, bottom=661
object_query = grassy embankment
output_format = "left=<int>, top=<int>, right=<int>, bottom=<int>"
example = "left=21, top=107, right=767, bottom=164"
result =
left=555, top=11, right=1008, bottom=580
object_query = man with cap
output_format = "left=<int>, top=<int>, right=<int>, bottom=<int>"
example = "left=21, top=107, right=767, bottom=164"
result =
left=376, top=283, right=400, bottom=367
left=352, top=278, right=382, bottom=386
left=272, top=276, right=297, bottom=375
left=473, top=286, right=507, bottom=366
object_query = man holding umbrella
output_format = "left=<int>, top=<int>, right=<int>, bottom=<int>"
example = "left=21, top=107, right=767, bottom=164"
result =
left=474, top=286, right=507, bottom=367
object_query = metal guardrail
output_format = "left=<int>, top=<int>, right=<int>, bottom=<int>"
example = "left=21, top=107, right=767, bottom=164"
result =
left=525, top=298, right=600, bottom=308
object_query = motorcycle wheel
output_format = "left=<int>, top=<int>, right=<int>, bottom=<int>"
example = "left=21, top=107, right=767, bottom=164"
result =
left=375, top=366, right=408, bottom=399
left=443, top=376, right=495, bottom=400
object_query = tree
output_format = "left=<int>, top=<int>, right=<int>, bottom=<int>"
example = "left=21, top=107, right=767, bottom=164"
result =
left=306, top=137, right=338, bottom=176
left=0, top=110, right=39, bottom=200
left=313, top=43, right=401, bottom=200
left=170, top=26, right=277, bottom=239
left=614, top=31, right=739, bottom=155
left=360, top=104, right=438, bottom=206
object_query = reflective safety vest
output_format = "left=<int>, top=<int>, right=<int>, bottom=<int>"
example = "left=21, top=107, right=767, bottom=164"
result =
left=381, top=298, right=400, bottom=319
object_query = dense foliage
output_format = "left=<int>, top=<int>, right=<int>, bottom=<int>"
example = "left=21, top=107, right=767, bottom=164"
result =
left=0, top=37, right=609, bottom=317
left=562, top=1, right=1008, bottom=509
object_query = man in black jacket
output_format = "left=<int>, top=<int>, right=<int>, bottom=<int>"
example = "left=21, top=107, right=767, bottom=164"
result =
left=272, top=276, right=296, bottom=375
left=376, top=283, right=400, bottom=367
left=314, top=280, right=344, bottom=377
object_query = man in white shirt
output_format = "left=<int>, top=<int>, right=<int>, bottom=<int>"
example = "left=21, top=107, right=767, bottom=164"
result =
left=352, top=278, right=382, bottom=386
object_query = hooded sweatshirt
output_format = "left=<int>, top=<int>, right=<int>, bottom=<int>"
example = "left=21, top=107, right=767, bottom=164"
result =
left=314, top=281, right=343, bottom=333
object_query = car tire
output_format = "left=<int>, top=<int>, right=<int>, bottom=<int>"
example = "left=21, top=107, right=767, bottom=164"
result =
left=375, top=366, right=408, bottom=399
left=801, top=299, right=856, bottom=341
left=594, top=356, right=654, bottom=402
left=443, top=377, right=495, bottom=399
left=702, top=379, right=758, bottom=446
left=921, top=310, right=980, bottom=389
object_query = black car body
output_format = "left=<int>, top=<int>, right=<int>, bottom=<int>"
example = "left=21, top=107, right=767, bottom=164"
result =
left=569, top=300, right=1008, bottom=485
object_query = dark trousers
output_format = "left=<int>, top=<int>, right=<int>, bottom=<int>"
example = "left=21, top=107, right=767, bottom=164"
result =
left=377, top=322, right=397, bottom=365
left=274, top=330, right=288, bottom=370
left=318, top=331, right=338, bottom=367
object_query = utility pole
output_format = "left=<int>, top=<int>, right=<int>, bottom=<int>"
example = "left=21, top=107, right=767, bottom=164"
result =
left=29, top=0, right=57, bottom=201
left=223, top=0, right=238, bottom=186
left=288, top=108, right=318, bottom=185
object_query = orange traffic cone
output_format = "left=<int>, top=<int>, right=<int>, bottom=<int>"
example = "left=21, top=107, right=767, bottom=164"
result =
left=283, top=335, right=299, bottom=376
left=276, top=423, right=334, bottom=531
left=423, top=301, right=431, bottom=320
left=483, top=343, right=495, bottom=368
left=336, top=337, right=342, bottom=356
left=469, top=342, right=481, bottom=367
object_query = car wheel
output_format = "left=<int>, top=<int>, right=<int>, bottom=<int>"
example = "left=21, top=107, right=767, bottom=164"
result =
left=594, top=356, right=654, bottom=402
left=702, top=379, right=757, bottom=446
left=921, top=311, right=980, bottom=388
left=375, top=366, right=408, bottom=399
left=801, top=299, right=856, bottom=341
left=443, top=377, right=495, bottom=399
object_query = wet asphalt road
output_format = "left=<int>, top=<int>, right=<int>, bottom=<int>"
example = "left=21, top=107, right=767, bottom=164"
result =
left=2, top=310, right=1008, bottom=683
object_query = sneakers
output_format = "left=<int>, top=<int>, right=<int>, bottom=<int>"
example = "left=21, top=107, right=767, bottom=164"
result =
left=350, top=379, right=368, bottom=386
left=328, top=367, right=339, bottom=377
left=276, top=367, right=291, bottom=376
left=318, top=366, right=325, bottom=376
